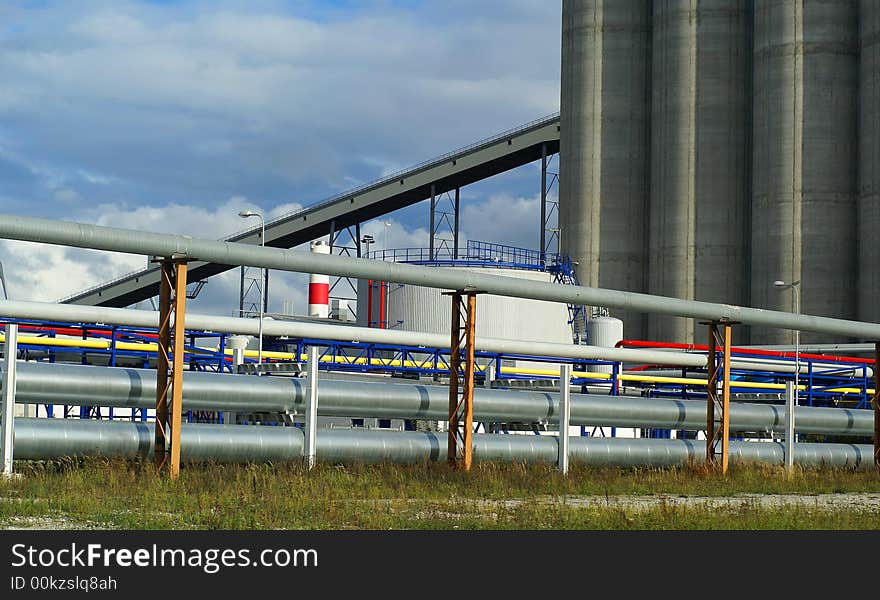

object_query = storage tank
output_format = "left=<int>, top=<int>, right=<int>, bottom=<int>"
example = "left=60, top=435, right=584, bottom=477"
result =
left=586, top=315, right=623, bottom=374
left=859, top=1, right=880, bottom=327
left=751, top=0, right=859, bottom=344
left=647, top=0, right=751, bottom=344
left=559, top=0, right=651, bottom=341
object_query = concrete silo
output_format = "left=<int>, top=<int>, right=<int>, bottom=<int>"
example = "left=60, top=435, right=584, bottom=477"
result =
left=647, top=0, right=751, bottom=344
left=859, top=1, right=880, bottom=327
left=559, top=0, right=651, bottom=341
left=751, top=0, right=859, bottom=344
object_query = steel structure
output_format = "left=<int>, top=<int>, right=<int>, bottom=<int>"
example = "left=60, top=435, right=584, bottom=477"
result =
left=446, top=290, right=479, bottom=469
left=59, top=115, right=561, bottom=309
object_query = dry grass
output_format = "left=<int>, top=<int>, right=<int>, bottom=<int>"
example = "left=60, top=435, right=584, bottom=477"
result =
left=1, top=458, right=879, bottom=529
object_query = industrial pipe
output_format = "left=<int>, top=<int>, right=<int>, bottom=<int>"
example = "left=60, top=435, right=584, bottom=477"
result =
left=0, top=213, right=878, bottom=339
left=10, top=418, right=873, bottom=469
left=6, top=362, right=875, bottom=437
left=0, top=299, right=860, bottom=376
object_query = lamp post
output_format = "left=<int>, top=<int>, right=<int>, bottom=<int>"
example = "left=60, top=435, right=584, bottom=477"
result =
left=773, top=279, right=801, bottom=471
left=239, top=210, right=265, bottom=365
left=361, top=234, right=374, bottom=258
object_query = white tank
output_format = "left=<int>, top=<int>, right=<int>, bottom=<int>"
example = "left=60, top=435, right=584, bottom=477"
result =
left=357, top=266, right=572, bottom=375
left=587, top=316, right=624, bottom=373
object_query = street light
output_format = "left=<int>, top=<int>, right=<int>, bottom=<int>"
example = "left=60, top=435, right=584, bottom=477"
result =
left=239, top=210, right=265, bottom=365
left=773, top=279, right=801, bottom=470
left=361, top=234, right=374, bottom=258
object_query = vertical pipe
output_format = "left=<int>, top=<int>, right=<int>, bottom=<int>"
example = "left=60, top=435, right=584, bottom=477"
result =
left=169, top=261, right=188, bottom=480
left=429, top=184, right=436, bottom=261
left=453, top=188, right=460, bottom=259
left=308, top=241, right=331, bottom=319
left=558, top=363, right=572, bottom=474
left=484, top=362, right=495, bottom=388
left=154, top=261, right=172, bottom=468
left=721, top=323, right=732, bottom=474
left=1, top=324, right=18, bottom=476
left=305, top=345, right=318, bottom=470
left=784, top=379, right=795, bottom=471
left=367, top=280, right=373, bottom=328
left=540, top=142, right=548, bottom=260
left=379, top=281, right=387, bottom=329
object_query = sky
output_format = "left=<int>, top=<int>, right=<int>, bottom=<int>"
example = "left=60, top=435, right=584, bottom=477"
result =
left=0, top=0, right=562, bottom=316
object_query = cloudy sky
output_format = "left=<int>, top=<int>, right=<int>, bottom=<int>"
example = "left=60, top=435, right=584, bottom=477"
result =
left=0, top=0, right=561, bottom=316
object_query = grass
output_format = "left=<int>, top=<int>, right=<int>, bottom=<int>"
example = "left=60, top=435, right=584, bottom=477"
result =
left=1, top=458, right=879, bottom=529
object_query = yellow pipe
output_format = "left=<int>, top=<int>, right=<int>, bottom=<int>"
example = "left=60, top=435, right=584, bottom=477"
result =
left=4, top=334, right=875, bottom=395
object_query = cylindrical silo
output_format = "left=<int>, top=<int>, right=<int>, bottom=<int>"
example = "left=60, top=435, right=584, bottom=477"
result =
left=559, top=0, right=651, bottom=341
left=308, top=241, right=330, bottom=318
left=859, top=1, right=880, bottom=327
left=751, top=0, right=859, bottom=344
left=647, top=0, right=751, bottom=344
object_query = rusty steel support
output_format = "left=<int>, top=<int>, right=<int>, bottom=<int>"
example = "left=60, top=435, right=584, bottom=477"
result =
left=446, top=290, right=479, bottom=470
left=875, top=342, right=880, bottom=472
left=154, top=257, right=189, bottom=479
left=705, top=321, right=734, bottom=474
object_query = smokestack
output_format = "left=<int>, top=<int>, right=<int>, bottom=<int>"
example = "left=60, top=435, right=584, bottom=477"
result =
left=308, top=241, right=330, bottom=318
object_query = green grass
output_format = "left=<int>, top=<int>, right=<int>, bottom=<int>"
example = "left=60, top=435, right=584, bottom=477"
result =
left=1, top=458, right=879, bottom=529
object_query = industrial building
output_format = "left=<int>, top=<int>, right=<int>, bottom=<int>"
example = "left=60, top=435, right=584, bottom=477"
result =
left=1, top=1, right=879, bottom=474
left=560, top=0, right=879, bottom=345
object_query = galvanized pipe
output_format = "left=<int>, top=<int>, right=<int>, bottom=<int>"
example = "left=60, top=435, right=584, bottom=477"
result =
left=10, top=418, right=873, bottom=469
left=0, top=214, right=878, bottom=339
left=7, top=362, right=874, bottom=437
left=0, top=299, right=859, bottom=376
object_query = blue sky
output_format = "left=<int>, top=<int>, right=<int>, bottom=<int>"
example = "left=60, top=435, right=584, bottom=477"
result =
left=0, top=0, right=561, bottom=315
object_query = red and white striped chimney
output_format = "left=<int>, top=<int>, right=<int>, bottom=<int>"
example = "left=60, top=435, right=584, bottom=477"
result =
left=308, top=241, right=330, bottom=318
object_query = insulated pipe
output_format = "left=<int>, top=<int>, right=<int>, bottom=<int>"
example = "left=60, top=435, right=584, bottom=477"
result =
left=10, top=418, right=874, bottom=469
left=7, top=362, right=875, bottom=437
left=0, top=213, right=879, bottom=339
left=0, top=299, right=857, bottom=376
left=308, top=241, right=330, bottom=318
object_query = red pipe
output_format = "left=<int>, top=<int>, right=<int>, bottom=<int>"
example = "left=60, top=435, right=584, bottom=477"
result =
left=615, top=339, right=875, bottom=365
left=379, top=281, right=387, bottom=329
left=367, top=280, right=373, bottom=328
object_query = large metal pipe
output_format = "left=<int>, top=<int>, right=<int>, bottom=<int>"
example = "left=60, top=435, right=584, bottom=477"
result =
left=11, top=418, right=873, bottom=469
left=0, top=299, right=861, bottom=376
left=7, top=362, right=874, bottom=437
left=2, top=215, right=880, bottom=340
